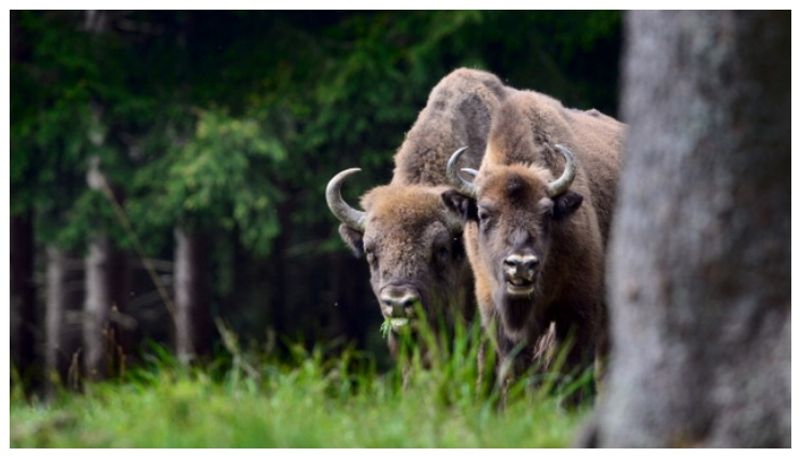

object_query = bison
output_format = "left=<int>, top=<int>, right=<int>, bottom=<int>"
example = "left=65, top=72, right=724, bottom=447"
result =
left=445, top=90, right=625, bottom=388
left=326, top=68, right=510, bottom=352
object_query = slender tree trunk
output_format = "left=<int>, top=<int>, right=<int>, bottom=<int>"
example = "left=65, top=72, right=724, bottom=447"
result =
left=81, top=33, right=133, bottom=377
left=83, top=235, right=129, bottom=380
left=46, top=247, right=66, bottom=383
left=11, top=211, right=37, bottom=379
left=583, top=11, right=789, bottom=447
left=174, top=227, right=212, bottom=363
left=44, top=246, right=83, bottom=389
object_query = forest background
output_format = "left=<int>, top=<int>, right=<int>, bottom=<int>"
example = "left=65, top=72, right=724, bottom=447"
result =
left=10, top=11, right=622, bottom=387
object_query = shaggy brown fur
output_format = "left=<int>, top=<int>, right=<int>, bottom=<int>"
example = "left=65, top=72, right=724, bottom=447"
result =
left=355, top=185, right=472, bottom=323
left=332, top=68, right=511, bottom=350
left=453, top=90, right=625, bottom=384
left=392, top=68, right=509, bottom=185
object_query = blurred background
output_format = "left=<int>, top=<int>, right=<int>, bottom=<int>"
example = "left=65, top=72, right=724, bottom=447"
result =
left=10, top=10, right=622, bottom=392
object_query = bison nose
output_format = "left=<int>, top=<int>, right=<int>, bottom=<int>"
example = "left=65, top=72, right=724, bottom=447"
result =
left=503, top=254, right=539, bottom=281
left=380, top=287, right=420, bottom=317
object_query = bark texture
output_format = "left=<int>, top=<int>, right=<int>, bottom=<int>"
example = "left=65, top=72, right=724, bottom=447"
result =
left=174, top=227, right=212, bottom=362
left=586, top=11, right=790, bottom=447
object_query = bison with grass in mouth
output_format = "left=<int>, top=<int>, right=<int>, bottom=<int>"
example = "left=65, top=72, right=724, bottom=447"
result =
left=326, top=68, right=509, bottom=353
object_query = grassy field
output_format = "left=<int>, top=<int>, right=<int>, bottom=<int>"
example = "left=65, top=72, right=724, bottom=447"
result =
left=11, top=323, right=591, bottom=447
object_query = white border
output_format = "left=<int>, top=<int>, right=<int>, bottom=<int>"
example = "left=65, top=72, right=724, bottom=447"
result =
left=2, top=6, right=796, bottom=455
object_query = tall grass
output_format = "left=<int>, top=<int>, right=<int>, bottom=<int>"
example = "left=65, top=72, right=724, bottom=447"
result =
left=11, top=317, right=591, bottom=447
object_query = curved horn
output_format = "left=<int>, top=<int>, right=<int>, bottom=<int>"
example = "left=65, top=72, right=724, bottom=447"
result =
left=546, top=144, right=577, bottom=197
left=325, top=168, right=367, bottom=231
left=446, top=147, right=477, bottom=198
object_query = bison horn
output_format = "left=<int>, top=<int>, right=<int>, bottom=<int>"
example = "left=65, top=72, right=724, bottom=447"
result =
left=546, top=144, right=577, bottom=197
left=325, top=168, right=367, bottom=231
left=447, top=147, right=478, bottom=198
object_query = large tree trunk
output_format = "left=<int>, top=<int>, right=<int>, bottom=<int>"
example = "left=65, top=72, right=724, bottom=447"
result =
left=584, top=11, right=790, bottom=447
left=83, top=235, right=129, bottom=380
left=11, top=211, right=37, bottom=380
left=174, top=227, right=212, bottom=363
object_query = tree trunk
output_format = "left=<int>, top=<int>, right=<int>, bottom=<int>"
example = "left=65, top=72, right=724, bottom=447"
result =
left=83, top=235, right=129, bottom=380
left=44, top=246, right=83, bottom=389
left=583, top=11, right=790, bottom=447
left=174, top=227, right=212, bottom=363
left=11, top=211, right=37, bottom=380
left=82, top=38, right=133, bottom=377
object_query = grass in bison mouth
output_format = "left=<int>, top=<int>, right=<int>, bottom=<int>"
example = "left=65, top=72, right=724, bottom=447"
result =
left=380, top=317, right=411, bottom=338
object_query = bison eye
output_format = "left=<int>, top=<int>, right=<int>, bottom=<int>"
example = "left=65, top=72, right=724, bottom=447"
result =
left=477, top=209, right=493, bottom=229
left=365, top=248, right=378, bottom=268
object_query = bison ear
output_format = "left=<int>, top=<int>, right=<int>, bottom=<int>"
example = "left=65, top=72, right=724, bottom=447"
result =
left=338, top=224, right=365, bottom=258
left=552, top=191, right=583, bottom=221
left=441, top=189, right=477, bottom=222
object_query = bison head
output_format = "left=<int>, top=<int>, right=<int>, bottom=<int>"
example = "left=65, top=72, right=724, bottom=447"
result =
left=445, top=145, right=582, bottom=338
left=326, top=169, right=474, bottom=335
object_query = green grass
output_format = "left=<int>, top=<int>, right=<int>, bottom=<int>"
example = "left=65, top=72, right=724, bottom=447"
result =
left=11, top=321, right=590, bottom=447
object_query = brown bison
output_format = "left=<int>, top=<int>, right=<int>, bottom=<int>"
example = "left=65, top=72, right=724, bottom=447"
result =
left=326, top=68, right=510, bottom=351
left=445, top=90, right=625, bottom=384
